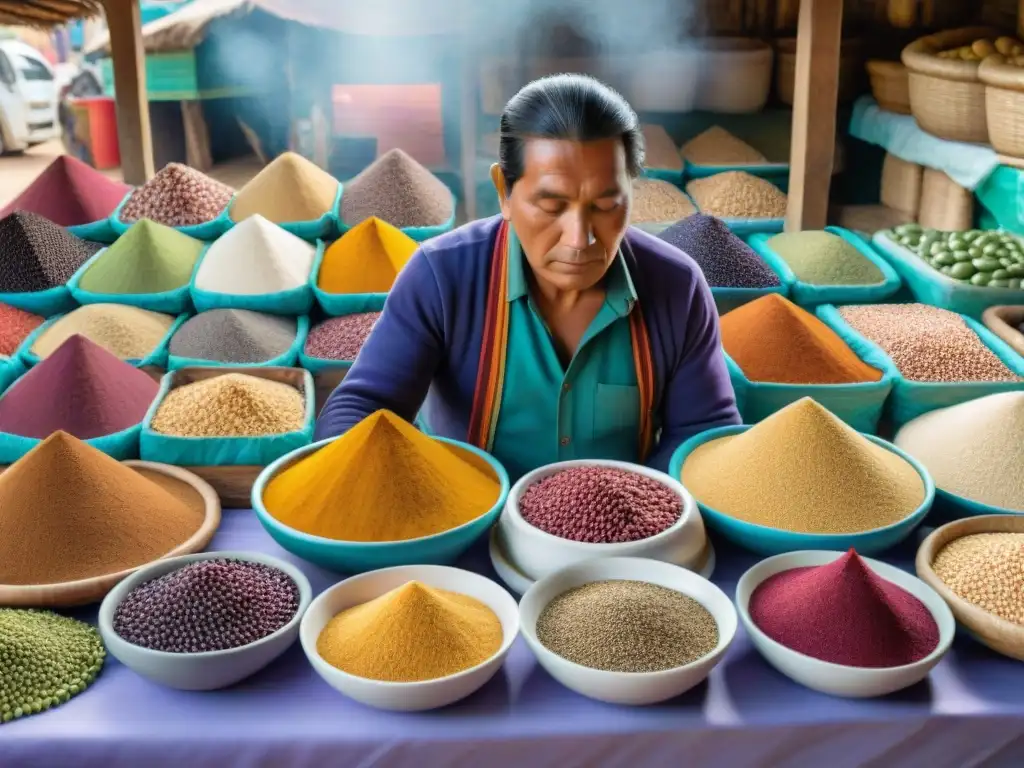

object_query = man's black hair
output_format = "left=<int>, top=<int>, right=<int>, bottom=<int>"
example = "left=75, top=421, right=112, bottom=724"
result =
left=498, top=73, right=645, bottom=188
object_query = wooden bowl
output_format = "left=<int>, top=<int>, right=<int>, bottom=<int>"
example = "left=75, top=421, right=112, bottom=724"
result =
left=0, top=461, right=221, bottom=608
left=916, top=514, right=1024, bottom=661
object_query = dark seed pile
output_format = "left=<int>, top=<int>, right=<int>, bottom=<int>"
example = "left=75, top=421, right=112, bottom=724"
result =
left=0, top=211, right=101, bottom=292
left=341, top=149, right=453, bottom=229
left=121, top=163, right=234, bottom=227
left=113, top=558, right=301, bottom=653
left=169, top=309, right=297, bottom=363
left=658, top=213, right=781, bottom=289
left=519, top=466, right=683, bottom=543
left=1, top=608, right=105, bottom=724
left=536, top=580, right=719, bottom=673
left=305, top=312, right=381, bottom=360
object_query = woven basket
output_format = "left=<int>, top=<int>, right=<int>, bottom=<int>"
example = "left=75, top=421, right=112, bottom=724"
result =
left=866, top=60, right=912, bottom=114
left=880, top=153, right=923, bottom=217
left=979, top=55, right=1024, bottom=158
left=981, top=305, right=1024, bottom=357
left=902, top=27, right=1003, bottom=143
left=917, top=167, right=974, bottom=230
left=695, top=38, right=773, bottom=114
left=776, top=38, right=864, bottom=106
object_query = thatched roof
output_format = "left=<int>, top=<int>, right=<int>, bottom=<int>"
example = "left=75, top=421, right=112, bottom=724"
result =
left=85, top=0, right=250, bottom=54
left=0, top=0, right=102, bottom=27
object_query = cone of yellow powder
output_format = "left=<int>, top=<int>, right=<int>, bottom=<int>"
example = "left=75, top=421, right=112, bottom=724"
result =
left=677, top=398, right=931, bottom=551
left=261, top=410, right=504, bottom=543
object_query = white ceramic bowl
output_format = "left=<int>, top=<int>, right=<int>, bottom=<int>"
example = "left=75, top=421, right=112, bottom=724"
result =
left=736, top=550, right=955, bottom=698
left=519, top=557, right=737, bottom=705
left=500, top=459, right=707, bottom=583
left=300, top=565, right=519, bottom=711
left=99, top=551, right=313, bottom=691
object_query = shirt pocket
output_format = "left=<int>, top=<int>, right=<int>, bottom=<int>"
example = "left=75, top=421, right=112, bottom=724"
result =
left=594, top=383, right=641, bottom=444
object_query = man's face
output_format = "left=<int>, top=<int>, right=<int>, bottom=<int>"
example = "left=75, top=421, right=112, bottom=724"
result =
left=493, top=137, right=632, bottom=292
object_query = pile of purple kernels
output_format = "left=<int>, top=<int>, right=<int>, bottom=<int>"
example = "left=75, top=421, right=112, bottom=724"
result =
left=113, top=559, right=300, bottom=653
left=518, top=466, right=683, bottom=544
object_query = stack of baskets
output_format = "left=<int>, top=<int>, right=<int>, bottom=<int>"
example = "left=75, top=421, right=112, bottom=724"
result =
left=776, top=38, right=865, bottom=106
left=978, top=55, right=1024, bottom=157
left=866, top=60, right=912, bottom=114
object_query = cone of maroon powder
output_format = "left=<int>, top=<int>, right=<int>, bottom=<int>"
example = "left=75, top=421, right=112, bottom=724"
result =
left=748, top=549, right=940, bottom=668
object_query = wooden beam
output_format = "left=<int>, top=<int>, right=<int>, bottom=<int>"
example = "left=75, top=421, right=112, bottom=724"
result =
left=785, top=0, right=843, bottom=232
left=103, top=0, right=154, bottom=184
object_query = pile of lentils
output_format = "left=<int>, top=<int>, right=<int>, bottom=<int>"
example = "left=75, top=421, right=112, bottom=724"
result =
left=631, top=179, right=695, bottom=223
left=536, top=580, right=718, bottom=672
left=518, top=466, right=682, bottom=543
left=838, top=304, right=1021, bottom=383
left=659, top=214, right=782, bottom=289
left=765, top=230, right=886, bottom=286
left=932, top=533, right=1024, bottom=625
left=113, top=558, right=301, bottom=653
left=341, top=149, right=453, bottom=229
left=679, top=126, right=767, bottom=165
left=0, top=211, right=100, bottom=293
left=120, top=163, right=235, bottom=227
left=169, top=309, right=298, bottom=364
left=305, top=312, right=381, bottom=361
left=686, top=171, right=787, bottom=220
left=1, top=608, right=105, bottom=724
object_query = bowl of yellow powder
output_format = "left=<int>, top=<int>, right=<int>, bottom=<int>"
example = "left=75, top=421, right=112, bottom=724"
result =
left=669, top=398, right=934, bottom=556
left=299, top=564, right=519, bottom=711
left=252, top=410, right=509, bottom=573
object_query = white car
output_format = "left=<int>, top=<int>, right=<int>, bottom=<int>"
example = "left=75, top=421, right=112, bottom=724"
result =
left=0, top=39, right=61, bottom=154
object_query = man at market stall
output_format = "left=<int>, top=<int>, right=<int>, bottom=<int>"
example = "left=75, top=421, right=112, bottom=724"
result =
left=315, top=73, right=740, bottom=480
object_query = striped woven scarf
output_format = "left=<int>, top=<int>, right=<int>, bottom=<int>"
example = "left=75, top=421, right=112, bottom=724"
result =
left=467, top=220, right=655, bottom=460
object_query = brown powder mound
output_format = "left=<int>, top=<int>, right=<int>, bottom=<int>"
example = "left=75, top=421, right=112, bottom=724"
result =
left=341, top=149, right=453, bottom=229
left=680, top=127, right=767, bottom=165
left=230, top=152, right=339, bottom=224
left=642, top=124, right=683, bottom=170
left=0, top=432, right=206, bottom=585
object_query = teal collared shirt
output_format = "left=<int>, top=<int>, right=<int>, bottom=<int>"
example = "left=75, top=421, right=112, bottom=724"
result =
left=491, top=231, right=641, bottom=482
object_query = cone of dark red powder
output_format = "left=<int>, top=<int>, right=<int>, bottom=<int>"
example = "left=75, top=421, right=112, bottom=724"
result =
left=0, top=155, right=130, bottom=227
left=749, top=549, right=939, bottom=668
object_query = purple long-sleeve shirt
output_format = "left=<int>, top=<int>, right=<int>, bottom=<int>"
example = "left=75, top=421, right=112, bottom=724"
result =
left=315, top=216, right=740, bottom=472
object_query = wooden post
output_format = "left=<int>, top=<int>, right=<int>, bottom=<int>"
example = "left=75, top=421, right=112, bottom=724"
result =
left=103, top=0, right=154, bottom=184
left=1019, top=0, right=1024, bottom=41
left=785, top=0, right=843, bottom=232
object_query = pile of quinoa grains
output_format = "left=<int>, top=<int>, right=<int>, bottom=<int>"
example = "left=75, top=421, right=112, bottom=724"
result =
left=932, top=533, right=1024, bottom=625
left=681, top=398, right=925, bottom=534
left=120, top=163, right=234, bottom=227
left=895, top=392, right=1024, bottom=511
left=686, top=171, right=787, bottom=220
left=631, top=178, right=695, bottom=223
left=305, top=313, right=380, bottom=361
left=230, top=151, right=339, bottom=225
left=114, top=559, right=301, bottom=653
left=518, top=466, right=682, bottom=543
left=263, top=410, right=500, bottom=542
left=340, top=149, right=453, bottom=229
left=1, top=609, right=105, bottom=724
left=0, top=211, right=100, bottom=292
left=838, top=304, right=1021, bottom=383
left=317, top=581, right=502, bottom=682
left=150, top=374, right=306, bottom=438
left=750, top=549, right=939, bottom=667
left=31, top=303, right=175, bottom=361
left=641, top=124, right=683, bottom=170
left=536, top=580, right=718, bottom=672
left=0, top=432, right=206, bottom=586
left=659, top=214, right=781, bottom=289
left=679, top=126, right=767, bottom=166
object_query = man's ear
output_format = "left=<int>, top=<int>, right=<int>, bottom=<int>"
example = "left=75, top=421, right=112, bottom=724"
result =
left=490, top=164, right=511, bottom=221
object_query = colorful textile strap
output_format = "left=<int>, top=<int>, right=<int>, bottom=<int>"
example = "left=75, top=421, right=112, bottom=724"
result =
left=468, top=220, right=655, bottom=460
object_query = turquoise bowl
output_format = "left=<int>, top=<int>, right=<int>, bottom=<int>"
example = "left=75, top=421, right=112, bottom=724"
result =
left=668, top=425, right=935, bottom=556
left=252, top=434, right=510, bottom=574
left=927, top=487, right=1022, bottom=526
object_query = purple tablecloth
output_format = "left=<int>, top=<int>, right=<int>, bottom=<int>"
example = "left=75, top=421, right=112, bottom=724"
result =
left=4, top=510, right=1024, bottom=768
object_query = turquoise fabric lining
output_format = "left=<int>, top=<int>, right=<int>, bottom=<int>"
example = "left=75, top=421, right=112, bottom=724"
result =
left=872, top=231, right=1024, bottom=319
left=110, top=193, right=233, bottom=241
left=167, top=315, right=309, bottom=371
left=0, top=425, right=141, bottom=464
left=190, top=241, right=323, bottom=315
left=748, top=227, right=902, bottom=307
left=140, top=368, right=316, bottom=466
left=817, top=304, right=1024, bottom=428
left=67, top=244, right=207, bottom=315
left=0, top=356, right=24, bottom=395
left=642, top=167, right=684, bottom=185
left=18, top=312, right=188, bottom=368
left=67, top=218, right=118, bottom=243
left=0, top=286, right=76, bottom=316
left=225, top=184, right=342, bottom=242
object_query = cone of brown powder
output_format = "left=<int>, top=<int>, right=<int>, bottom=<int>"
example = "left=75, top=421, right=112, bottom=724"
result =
left=0, top=432, right=208, bottom=587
